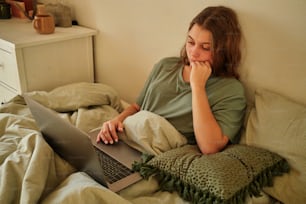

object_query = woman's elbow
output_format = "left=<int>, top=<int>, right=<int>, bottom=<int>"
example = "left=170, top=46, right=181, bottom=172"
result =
left=199, top=145, right=221, bottom=155
left=198, top=136, right=229, bottom=155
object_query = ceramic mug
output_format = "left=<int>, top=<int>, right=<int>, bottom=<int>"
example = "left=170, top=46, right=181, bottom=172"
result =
left=33, top=14, right=55, bottom=34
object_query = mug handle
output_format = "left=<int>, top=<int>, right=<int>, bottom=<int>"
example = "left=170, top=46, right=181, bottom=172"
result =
left=33, top=18, right=41, bottom=30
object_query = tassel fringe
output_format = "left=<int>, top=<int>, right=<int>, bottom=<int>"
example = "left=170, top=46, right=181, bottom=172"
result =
left=132, top=155, right=289, bottom=204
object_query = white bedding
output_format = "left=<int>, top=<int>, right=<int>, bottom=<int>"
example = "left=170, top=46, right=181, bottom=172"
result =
left=0, top=83, right=272, bottom=204
left=0, top=83, right=189, bottom=204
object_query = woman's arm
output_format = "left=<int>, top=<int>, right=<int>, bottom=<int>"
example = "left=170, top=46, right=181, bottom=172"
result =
left=96, top=103, right=140, bottom=144
left=191, top=86, right=229, bottom=154
left=190, top=61, right=229, bottom=154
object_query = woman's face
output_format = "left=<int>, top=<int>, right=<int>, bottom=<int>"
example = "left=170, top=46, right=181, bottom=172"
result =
left=185, top=24, right=213, bottom=65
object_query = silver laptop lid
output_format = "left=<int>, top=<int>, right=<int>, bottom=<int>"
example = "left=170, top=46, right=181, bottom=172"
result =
left=24, top=95, right=107, bottom=187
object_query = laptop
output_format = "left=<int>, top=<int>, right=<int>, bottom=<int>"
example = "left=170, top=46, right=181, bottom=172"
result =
left=24, top=95, right=143, bottom=192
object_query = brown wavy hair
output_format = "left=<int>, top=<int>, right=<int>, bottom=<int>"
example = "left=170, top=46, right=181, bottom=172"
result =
left=180, top=6, right=242, bottom=79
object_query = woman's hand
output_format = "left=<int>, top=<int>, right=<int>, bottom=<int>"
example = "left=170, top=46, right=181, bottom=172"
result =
left=96, top=118, right=124, bottom=144
left=190, top=61, right=212, bottom=89
left=96, top=103, right=140, bottom=145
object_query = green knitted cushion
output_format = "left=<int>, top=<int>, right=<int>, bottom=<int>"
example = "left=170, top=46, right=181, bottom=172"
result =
left=133, top=144, right=289, bottom=204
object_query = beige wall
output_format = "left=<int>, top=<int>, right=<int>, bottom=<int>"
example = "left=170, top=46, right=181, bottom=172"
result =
left=41, top=0, right=306, bottom=104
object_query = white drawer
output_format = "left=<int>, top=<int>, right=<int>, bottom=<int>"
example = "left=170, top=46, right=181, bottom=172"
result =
left=0, top=83, right=17, bottom=104
left=0, top=48, right=19, bottom=91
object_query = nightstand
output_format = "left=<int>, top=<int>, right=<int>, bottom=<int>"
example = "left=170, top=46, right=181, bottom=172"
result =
left=0, top=18, right=97, bottom=104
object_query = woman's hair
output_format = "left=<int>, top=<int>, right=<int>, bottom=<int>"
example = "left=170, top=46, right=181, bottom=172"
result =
left=180, top=6, right=242, bottom=79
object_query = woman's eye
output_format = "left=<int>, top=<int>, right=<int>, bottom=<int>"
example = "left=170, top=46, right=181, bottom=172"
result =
left=187, top=40, right=195, bottom=45
left=202, top=46, right=211, bottom=51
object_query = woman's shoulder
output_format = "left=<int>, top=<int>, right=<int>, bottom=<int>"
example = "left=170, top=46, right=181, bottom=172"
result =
left=155, top=57, right=182, bottom=67
left=151, top=57, right=182, bottom=74
left=158, top=56, right=181, bottom=63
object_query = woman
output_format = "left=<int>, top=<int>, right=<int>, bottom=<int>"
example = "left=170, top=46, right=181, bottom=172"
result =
left=96, top=6, right=246, bottom=154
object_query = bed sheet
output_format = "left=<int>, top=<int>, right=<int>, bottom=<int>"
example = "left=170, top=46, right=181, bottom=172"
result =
left=0, top=83, right=273, bottom=204
left=0, top=83, right=189, bottom=204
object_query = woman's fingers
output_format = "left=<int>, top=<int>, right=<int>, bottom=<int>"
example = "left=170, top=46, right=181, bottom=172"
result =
left=107, top=122, right=119, bottom=143
left=96, top=121, right=120, bottom=144
left=190, top=61, right=212, bottom=87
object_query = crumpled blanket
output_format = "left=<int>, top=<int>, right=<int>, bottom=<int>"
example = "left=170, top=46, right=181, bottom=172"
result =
left=0, top=82, right=189, bottom=204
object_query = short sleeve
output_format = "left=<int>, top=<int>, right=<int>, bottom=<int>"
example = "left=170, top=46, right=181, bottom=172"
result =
left=207, top=78, right=246, bottom=143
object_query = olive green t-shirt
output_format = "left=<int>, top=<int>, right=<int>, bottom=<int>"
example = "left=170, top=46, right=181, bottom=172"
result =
left=136, top=57, right=246, bottom=144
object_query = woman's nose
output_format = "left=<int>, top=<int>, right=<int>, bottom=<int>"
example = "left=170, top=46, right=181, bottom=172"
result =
left=191, top=45, right=201, bottom=55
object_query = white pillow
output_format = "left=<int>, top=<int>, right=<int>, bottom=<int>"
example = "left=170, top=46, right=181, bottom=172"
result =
left=243, top=89, right=306, bottom=203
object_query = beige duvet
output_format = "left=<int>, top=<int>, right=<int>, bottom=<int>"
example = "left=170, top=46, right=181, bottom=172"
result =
left=0, top=83, right=272, bottom=204
left=0, top=83, right=189, bottom=204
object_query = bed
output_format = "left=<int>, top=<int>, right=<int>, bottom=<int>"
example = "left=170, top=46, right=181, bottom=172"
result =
left=0, top=82, right=305, bottom=204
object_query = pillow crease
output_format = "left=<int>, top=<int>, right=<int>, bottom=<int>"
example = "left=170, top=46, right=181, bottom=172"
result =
left=133, top=144, right=289, bottom=204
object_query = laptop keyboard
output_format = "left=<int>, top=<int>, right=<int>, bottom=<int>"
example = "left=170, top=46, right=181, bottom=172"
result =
left=94, top=147, right=134, bottom=184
